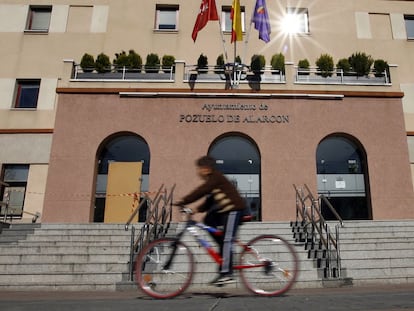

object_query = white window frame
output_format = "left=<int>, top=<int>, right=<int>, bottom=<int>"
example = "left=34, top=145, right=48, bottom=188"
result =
left=155, top=4, right=179, bottom=31
left=285, top=7, right=309, bottom=34
left=404, top=15, right=414, bottom=39
left=221, top=6, right=246, bottom=33
left=25, top=5, right=52, bottom=32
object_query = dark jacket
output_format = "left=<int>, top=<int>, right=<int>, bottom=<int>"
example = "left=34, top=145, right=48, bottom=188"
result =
left=179, top=169, right=245, bottom=213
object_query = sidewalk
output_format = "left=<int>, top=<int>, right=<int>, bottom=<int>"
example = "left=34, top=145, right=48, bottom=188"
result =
left=0, top=284, right=413, bottom=311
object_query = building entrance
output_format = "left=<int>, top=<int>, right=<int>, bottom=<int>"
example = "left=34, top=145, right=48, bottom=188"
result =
left=316, top=134, right=372, bottom=220
left=208, top=134, right=261, bottom=221
left=94, top=133, right=150, bottom=222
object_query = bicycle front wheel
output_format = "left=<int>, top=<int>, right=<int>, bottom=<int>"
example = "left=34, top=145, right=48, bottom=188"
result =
left=239, top=234, right=299, bottom=296
left=135, top=238, right=195, bottom=299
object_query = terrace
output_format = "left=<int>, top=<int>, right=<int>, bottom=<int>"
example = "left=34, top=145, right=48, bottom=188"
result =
left=60, top=60, right=398, bottom=93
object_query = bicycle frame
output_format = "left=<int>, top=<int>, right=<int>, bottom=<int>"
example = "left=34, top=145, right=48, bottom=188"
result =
left=136, top=209, right=299, bottom=298
left=165, top=217, right=267, bottom=272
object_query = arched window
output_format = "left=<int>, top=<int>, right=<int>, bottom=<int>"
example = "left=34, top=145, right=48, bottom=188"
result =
left=208, top=134, right=261, bottom=220
left=94, top=133, right=150, bottom=222
left=316, top=134, right=371, bottom=220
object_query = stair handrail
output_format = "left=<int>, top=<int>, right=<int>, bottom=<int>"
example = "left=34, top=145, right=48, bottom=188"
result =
left=0, top=181, right=10, bottom=223
left=293, top=184, right=343, bottom=278
left=125, top=184, right=176, bottom=281
left=125, top=184, right=165, bottom=231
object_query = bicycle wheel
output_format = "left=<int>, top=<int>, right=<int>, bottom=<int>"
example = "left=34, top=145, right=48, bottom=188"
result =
left=239, top=234, right=299, bottom=296
left=135, top=238, right=195, bottom=299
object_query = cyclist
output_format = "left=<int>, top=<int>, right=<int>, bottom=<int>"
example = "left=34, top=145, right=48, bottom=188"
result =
left=175, top=155, right=246, bottom=286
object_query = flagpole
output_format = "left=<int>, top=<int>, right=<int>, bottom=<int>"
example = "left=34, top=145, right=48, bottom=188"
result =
left=243, top=19, right=253, bottom=66
left=217, top=15, right=229, bottom=63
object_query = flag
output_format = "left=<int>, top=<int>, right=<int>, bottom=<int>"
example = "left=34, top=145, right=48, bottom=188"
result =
left=192, top=0, right=219, bottom=42
left=231, top=0, right=243, bottom=43
left=252, top=0, right=271, bottom=43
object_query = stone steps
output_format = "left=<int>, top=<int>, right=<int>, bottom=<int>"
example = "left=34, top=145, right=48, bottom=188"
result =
left=0, top=220, right=413, bottom=290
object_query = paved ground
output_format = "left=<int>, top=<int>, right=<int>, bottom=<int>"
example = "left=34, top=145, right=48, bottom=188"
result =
left=0, top=284, right=413, bottom=311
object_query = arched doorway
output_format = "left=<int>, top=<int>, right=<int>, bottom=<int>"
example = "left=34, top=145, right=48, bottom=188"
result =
left=208, top=133, right=261, bottom=221
left=94, top=133, right=150, bottom=222
left=316, top=134, right=372, bottom=220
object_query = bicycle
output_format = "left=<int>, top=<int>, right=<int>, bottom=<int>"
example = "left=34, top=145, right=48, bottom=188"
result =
left=135, top=206, right=299, bottom=299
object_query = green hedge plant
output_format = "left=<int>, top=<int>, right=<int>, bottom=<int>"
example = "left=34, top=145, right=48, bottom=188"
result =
left=95, top=53, right=111, bottom=73
left=80, top=53, right=95, bottom=73
left=113, top=51, right=129, bottom=72
left=145, top=53, right=160, bottom=73
left=128, top=50, right=142, bottom=72
left=297, top=59, right=310, bottom=75
left=348, top=52, right=373, bottom=77
left=162, top=55, right=175, bottom=73
left=197, top=54, right=208, bottom=73
left=270, top=53, right=285, bottom=75
left=250, top=54, right=266, bottom=74
left=316, top=54, right=334, bottom=77
left=336, top=58, right=351, bottom=76
left=373, top=59, right=389, bottom=77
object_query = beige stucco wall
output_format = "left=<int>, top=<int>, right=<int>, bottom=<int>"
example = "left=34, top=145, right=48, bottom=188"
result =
left=2, top=0, right=414, bottom=222
left=42, top=91, right=414, bottom=223
left=23, top=164, right=48, bottom=222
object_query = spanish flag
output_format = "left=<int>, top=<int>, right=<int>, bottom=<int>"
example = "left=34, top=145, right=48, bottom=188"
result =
left=231, top=0, right=243, bottom=43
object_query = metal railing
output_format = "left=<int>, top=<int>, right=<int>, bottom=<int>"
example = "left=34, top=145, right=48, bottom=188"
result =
left=293, top=184, right=343, bottom=278
left=183, top=64, right=286, bottom=85
left=295, top=67, right=390, bottom=85
left=73, top=64, right=175, bottom=81
left=0, top=181, right=10, bottom=224
left=125, top=184, right=176, bottom=281
left=0, top=180, right=41, bottom=224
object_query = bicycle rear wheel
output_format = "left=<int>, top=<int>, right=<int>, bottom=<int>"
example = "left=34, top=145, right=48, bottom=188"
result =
left=239, top=234, right=299, bottom=296
left=135, top=238, right=194, bottom=299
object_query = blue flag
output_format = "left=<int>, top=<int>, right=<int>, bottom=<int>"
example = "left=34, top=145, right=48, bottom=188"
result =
left=252, top=0, right=271, bottom=43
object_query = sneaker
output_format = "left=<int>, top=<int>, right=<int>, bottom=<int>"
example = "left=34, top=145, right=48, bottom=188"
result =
left=208, top=275, right=223, bottom=286
left=212, top=276, right=236, bottom=286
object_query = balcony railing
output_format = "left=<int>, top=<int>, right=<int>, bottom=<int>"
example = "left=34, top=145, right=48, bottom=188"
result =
left=73, top=64, right=175, bottom=81
left=183, top=64, right=286, bottom=84
left=67, top=61, right=393, bottom=89
left=295, top=67, right=391, bottom=85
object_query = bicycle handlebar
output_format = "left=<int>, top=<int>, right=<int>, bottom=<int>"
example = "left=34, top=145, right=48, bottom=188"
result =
left=173, top=203, right=194, bottom=216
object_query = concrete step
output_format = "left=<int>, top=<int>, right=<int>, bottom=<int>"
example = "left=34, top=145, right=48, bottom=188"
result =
left=0, top=220, right=413, bottom=291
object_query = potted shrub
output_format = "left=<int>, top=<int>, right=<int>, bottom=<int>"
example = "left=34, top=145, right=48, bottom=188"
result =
left=315, top=54, right=334, bottom=77
left=145, top=53, right=160, bottom=73
left=336, top=58, right=351, bottom=76
left=80, top=53, right=95, bottom=73
left=250, top=54, right=265, bottom=74
left=95, top=52, right=111, bottom=73
left=197, top=54, right=208, bottom=73
left=162, top=55, right=175, bottom=73
left=348, top=52, right=373, bottom=77
left=297, top=59, right=310, bottom=75
left=270, top=53, right=285, bottom=75
left=113, top=51, right=129, bottom=72
left=214, top=54, right=225, bottom=74
left=128, top=50, right=142, bottom=72
left=373, top=59, right=389, bottom=77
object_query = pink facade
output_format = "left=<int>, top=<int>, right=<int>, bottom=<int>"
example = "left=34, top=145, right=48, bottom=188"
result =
left=42, top=89, right=414, bottom=222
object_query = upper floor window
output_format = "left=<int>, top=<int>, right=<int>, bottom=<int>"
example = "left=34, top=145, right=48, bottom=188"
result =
left=25, top=6, right=52, bottom=32
left=14, top=80, right=40, bottom=109
left=405, top=15, right=414, bottom=39
left=282, top=8, right=309, bottom=34
left=221, top=6, right=246, bottom=32
left=155, top=4, right=179, bottom=30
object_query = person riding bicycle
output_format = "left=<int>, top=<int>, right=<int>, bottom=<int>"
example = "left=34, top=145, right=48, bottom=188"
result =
left=175, top=155, right=246, bottom=286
